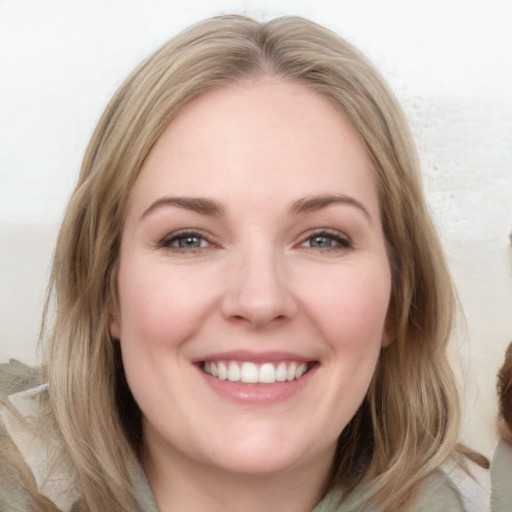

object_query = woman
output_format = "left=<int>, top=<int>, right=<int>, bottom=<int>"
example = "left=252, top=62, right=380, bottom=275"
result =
left=0, top=15, right=486, bottom=512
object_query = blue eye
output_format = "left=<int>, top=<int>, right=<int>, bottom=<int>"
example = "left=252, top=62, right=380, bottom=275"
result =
left=175, top=235, right=205, bottom=248
left=301, top=231, right=350, bottom=250
left=307, top=235, right=334, bottom=248
left=161, top=231, right=211, bottom=251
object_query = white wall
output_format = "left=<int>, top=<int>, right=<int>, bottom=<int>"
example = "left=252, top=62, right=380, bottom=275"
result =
left=1, top=0, right=511, bottom=466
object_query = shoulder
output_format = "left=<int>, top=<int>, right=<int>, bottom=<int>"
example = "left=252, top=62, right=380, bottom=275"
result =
left=411, top=471, right=464, bottom=512
left=413, top=464, right=492, bottom=512
left=491, top=439, right=512, bottom=512
left=0, top=360, right=79, bottom=512
left=0, top=360, right=42, bottom=510
left=0, top=359, right=41, bottom=397
left=313, top=471, right=465, bottom=512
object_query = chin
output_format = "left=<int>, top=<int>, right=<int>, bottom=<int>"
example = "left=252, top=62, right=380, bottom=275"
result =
left=207, top=449, right=308, bottom=477
left=199, top=425, right=333, bottom=477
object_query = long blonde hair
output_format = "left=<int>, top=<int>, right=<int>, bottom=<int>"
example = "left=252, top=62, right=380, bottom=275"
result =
left=39, top=15, right=480, bottom=511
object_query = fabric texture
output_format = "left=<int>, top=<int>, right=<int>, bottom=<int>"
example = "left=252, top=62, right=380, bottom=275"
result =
left=130, top=469, right=465, bottom=512
left=0, top=361, right=469, bottom=511
left=491, top=439, right=512, bottom=512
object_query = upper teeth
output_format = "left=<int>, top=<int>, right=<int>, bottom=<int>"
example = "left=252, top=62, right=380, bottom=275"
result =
left=203, top=361, right=309, bottom=384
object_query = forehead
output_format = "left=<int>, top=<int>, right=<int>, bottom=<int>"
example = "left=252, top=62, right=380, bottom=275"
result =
left=130, top=77, right=378, bottom=216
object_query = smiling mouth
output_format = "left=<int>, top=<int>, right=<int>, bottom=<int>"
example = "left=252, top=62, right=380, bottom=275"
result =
left=201, top=360, right=314, bottom=384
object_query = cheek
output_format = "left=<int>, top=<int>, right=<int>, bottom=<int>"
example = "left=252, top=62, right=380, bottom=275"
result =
left=115, top=260, right=218, bottom=417
left=116, top=260, right=216, bottom=350
left=303, top=262, right=391, bottom=351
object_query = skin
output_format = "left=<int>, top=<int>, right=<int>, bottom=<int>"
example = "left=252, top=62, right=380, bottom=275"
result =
left=110, top=77, right=392, bottom=512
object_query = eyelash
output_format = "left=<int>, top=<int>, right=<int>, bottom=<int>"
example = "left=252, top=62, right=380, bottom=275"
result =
left=159, top=230, right=213, bottom=253
left=159, top=228, right=351, bottom=254
left=299, top=230, right=352, bottom=251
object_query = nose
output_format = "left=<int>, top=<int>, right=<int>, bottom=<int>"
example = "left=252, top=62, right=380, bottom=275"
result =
left=221, top=248, right=298, bottom=329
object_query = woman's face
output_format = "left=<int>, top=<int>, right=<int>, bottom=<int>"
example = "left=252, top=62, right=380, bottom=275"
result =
left=111, top=78, right=392, bottom=480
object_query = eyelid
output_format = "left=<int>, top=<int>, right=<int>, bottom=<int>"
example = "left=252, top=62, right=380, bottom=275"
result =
left=156, top=227, right=351, bottom=253
left=296, top=228, right=352, bottom=250
left=158, top=229, right=218, bottom=252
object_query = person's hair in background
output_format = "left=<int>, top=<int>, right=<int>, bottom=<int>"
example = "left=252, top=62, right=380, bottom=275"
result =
left=0, top=14, right=486, bottom=512
left=497, top=342, right=512, bottom=443
left=491, top=342, right=512, bottom=511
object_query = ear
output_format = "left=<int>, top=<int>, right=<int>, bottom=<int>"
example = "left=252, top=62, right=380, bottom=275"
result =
left=381, top=329, right=393, bottom=348
left=108, top=304, right=121, bottom=340
left=381, top=315, right=394, bottom=348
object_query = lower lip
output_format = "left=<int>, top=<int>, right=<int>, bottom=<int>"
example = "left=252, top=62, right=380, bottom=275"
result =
left=196, top=365, right=316, bottom=405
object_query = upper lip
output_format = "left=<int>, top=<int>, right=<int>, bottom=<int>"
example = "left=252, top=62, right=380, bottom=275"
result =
left=192, top=350, right=315, bottom=364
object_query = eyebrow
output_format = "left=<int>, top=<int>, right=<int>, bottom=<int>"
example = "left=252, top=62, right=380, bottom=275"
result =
left=141, top=193, right=371, bottom=222
left=142, top=197, right=225, bottom=218
left=289, top=194, right=371, bottom=222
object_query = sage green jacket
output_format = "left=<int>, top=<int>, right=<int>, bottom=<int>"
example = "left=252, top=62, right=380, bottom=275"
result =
left=0, top=361, right=466, bottom=511
left=491, top=440, right=512, bottom=512
left=131, top=463, right=463, bottom=512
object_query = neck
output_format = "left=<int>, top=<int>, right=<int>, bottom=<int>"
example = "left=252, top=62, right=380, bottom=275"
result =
left=141, top=441, right=334, bottom=512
